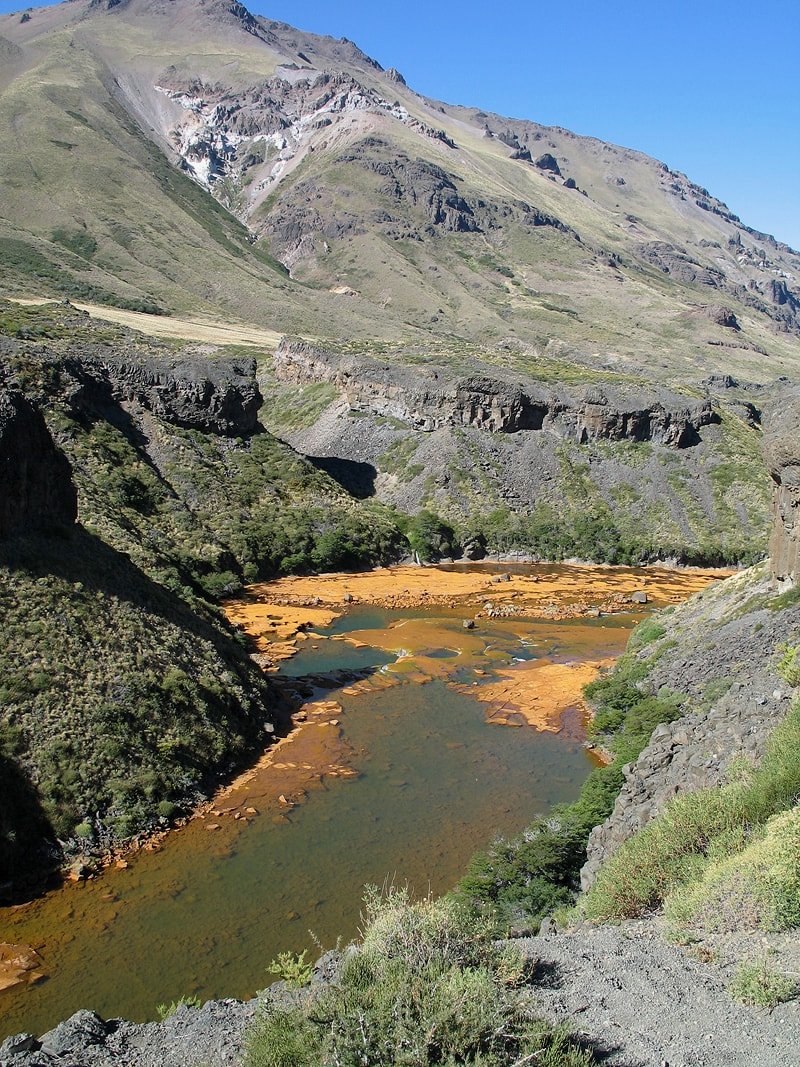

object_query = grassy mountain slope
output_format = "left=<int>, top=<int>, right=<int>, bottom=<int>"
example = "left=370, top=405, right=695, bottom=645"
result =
left=0, top=0, right=798, bottom=383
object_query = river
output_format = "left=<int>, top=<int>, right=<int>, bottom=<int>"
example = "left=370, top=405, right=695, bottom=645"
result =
left=0, top=563, right=724, bottom=1039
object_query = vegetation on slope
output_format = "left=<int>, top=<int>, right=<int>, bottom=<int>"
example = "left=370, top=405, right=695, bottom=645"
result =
left=0, top=529, right=287, bottom=897
left=246, top=887, right=596, bottom=1067
left=455, top=624, right=683, bottom=932
left=581, top=649, right=800, bottom=925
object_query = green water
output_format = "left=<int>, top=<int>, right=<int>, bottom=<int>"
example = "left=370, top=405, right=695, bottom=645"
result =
left=0, top=608, right=630, bottom=1039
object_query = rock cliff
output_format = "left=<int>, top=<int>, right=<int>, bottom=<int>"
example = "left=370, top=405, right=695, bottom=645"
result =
left=0, top=385, right=77, bottom=539
left=70, top=350, right=262, bottom=437
left=763, top=389, right=800, bottom=583
left=581, top=565, right=800, bottom=888
left=274, top=340, right=719, bottom=447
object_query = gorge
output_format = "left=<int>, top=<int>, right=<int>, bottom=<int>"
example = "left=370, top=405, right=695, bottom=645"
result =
left=0, top=0, right=799, bottom=1063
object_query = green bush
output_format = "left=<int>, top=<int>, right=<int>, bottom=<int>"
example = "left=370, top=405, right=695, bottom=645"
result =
left=728, top=958, right=797, bottom=1008
left=246, top=887, right=595, bottom=1067
left=267, top=950, right=314, bottom=989
left=406, top=510, right=457, bottom=562
left=777, top=644, right=800, bottom=687
left=156, top=994, right=202, bottom=1019
left=463, top=502, right=762, bottom=567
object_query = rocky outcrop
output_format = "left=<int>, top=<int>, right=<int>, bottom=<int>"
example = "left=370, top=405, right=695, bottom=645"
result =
left=534, top=152, right=561, bottom=175
left=636, top=241, right=724, bottom=288
left=763, top=390, right=800, bottom=583
left=0, top=386, right=77, bottom=539
left=704, top=304, right=739, bottom=329
left=581, top=566, right=800, bottom=888
left=274, top=340, right=719, bottom=447
left=66, top=351, right=262, bottom=436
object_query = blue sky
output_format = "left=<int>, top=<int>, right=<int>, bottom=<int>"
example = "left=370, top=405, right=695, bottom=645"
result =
left=3, top=0, right=798, bottom=248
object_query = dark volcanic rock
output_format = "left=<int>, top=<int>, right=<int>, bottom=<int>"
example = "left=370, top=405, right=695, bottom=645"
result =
left=71, top=352, right=262, bottom=436
left=274, top=340, right=719, bottom=448
left=0, top=385, right=77, bottom=539
left=763, top=389, right=800, bottom=583
left=769, top=278, right=800, bottom=310
left=534, top=152, right=561, bottom=175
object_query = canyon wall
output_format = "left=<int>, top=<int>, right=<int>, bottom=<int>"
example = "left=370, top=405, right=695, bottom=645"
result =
left=0, top=384, right=77, bottom=540
left=274, top=340, right=719, bottom=447
left=763, top=389, right=800, bottom=584
left=67, top=350, right=262, bottom=437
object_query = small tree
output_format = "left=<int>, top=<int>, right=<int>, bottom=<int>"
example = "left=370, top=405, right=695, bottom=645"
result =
left=406, top=510, right=457, bottom=562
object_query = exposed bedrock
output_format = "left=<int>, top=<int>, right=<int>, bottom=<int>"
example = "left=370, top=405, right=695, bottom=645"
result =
left=0, top=384, right=77, bottom=539
left=72, top=351, right=262, bottom=436
left=581, top=567, right=800, bottom=889
left=274, top=340, right=719, bottom=447
left=763, top=388, right=800, bottom=583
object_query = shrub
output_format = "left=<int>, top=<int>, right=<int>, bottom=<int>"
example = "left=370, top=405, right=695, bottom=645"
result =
left=245, top=887, right=595, bottom=1067
left=729, top=958, right=797, bottom=1008
left=156, top=994, right=202, bottom=1019
left=267, top=950, right=314, bottom=989
left=406, top=510, right=457, bottom=562
left=777, top=644, right=800, bottom=687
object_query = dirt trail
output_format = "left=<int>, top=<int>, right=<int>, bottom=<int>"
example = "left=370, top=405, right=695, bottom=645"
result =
left=523, top=920, right=800, bottom=1067
left=8, top=297, right=284, bottom=348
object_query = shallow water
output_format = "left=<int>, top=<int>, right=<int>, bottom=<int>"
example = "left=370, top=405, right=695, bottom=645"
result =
left=0, top=581, right=652, bottom=1039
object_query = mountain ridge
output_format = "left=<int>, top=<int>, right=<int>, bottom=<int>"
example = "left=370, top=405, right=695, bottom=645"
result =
left=1, top=0, right=799, bottom=383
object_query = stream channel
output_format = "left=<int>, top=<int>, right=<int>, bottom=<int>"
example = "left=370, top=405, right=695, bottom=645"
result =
left=0, top=563, right=721, bottom=1039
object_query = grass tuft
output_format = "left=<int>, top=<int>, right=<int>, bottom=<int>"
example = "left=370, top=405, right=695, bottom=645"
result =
left=729, top=958, right=797, bottom=1009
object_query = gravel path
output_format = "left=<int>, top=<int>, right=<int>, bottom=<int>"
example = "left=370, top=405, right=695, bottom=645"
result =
left=0, top=1000, right=255, bottom=1067
left=4, top=929, right=800, bottom=1066
left=521, top=921, right=800, bottom=1067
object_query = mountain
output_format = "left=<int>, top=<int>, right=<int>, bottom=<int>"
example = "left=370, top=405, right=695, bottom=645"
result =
left=0, top=0, right=799, bottom=381
left=1, top=0, right=797, bottom=560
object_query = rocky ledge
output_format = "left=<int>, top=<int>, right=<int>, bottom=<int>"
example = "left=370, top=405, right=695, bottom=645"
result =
left=69, top=350, right=262, bottom=437
left=0, top=952, right=342, bottom=1067
left=275, top=340, right=719, bottom=447
left=0, top=334, right=262, bottom=438
left=0, top=1001, right=255, bottom=1067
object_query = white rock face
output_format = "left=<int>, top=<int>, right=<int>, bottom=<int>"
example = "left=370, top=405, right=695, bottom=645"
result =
left=154, top=74, right=440, bottom=218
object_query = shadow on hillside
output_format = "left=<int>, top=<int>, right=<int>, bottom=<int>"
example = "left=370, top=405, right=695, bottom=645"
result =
left=0, top=754, right=63, bottom=903
left=306, top=454, right=377, bottom=498
left=0, top=526, right=286, bottom=708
